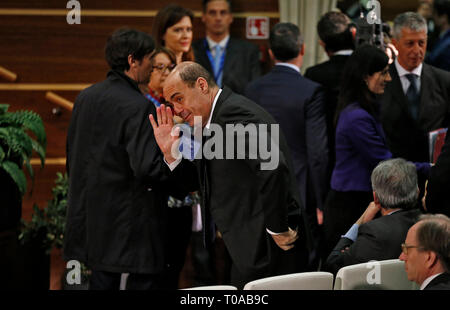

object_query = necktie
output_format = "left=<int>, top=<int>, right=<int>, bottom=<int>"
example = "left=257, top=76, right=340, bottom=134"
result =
left=213, top=44, right=223, bottom=87
left=405, top=74, right=420, bottom=120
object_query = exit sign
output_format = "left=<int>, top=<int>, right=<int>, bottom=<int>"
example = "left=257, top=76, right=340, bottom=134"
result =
left=246, top=16, right=269, bottom=39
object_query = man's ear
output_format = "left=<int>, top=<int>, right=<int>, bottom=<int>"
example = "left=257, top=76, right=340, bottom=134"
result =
left=300, top=44, right=305, bottom=56
left=128, top=55, right=137, bottom=69
left=425, top=251, right=438, bottom=269
left=197, top=77, right=209, bottom=93
left=391, top=37, right=399, bottom=49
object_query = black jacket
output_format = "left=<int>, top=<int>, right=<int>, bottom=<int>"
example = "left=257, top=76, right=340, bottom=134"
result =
left=193, top=37, right=261, bottom=95
left=198, top=87, right=313, bottom=286
left=424, top=273, right=450, bottom=290
left=245, top=65, right=329, bottom=212
left=64, top=70, right=196, bottom=274
left=325, top=208, right=422, bottom=275
left=426, top=132, right=450, bottom=217
left=381, top=63, right=450, bottom=163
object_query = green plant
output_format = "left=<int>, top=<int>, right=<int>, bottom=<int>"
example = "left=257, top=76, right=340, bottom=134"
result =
left=0, top=103, right=46, bottom=195
left=19, top=172, right=68, bottom=254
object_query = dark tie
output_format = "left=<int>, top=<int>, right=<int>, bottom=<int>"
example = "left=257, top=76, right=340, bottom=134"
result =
left=405, top=74, right=420, bottom=120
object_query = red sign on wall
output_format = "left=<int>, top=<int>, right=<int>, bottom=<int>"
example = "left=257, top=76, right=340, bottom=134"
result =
left=246, top=16, right=269, bottom=39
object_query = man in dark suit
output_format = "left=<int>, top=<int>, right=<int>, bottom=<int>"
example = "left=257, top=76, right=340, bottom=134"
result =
left=380, top=12, right=450, bottom=170
left=192, top=0, right=261, bottom=95
left=325, top=158, right=422, bottom=275
left=65, top=28, right=196, bottom=290
left=425, top=0, right=450, bottom=71
left=304, top=11, right=355, bottom=182
left=424, top=133, right=450, bottom=217
left=399, top=214, right=450, bottom=290
left=149, top=62, right=312, bottom=289
left=245, top=22, right=328, bottom=269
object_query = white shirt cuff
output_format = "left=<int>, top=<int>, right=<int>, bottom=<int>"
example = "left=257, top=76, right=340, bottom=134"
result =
left=266, top=228, right=283, bottom=235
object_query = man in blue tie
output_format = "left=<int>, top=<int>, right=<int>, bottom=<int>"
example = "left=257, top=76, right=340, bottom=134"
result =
left=380, top=12, right=450, bottom=195
left=193, top=0, right=261, bottom=95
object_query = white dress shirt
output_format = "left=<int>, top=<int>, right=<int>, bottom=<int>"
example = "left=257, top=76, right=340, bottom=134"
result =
left=394, top=58, right=422, bottom=95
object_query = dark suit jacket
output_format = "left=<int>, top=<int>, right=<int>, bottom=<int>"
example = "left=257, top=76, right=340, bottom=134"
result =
left=425, top=132, right=450, bottom=217
left=424, top=273, right=450, bottom=290
left=193, top=37, right=261, bottom=95
left=381, top=63, right=450, bottom=163
left=305, top=55, right=350, bottom=181
left=325, top=208, right=422, bottom=275
left=199, top=87, right=312, bottom=286
left=245, top=65, right=329, bottom=212
left=65, top=70, right=196, bottom=274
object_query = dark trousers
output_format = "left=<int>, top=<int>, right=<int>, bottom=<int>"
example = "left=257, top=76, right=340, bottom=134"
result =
left=89, top=270, right=163, bottom=290
left=322, top=190, right=373, bottom=263
left=230, top=229, right=309, bottom=289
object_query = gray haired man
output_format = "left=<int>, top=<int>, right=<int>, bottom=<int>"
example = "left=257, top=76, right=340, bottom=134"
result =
left=325, top=158, right=422, bottom=275
left=380, top=12, right=450, bottom=170
left=400, top=214, right=450, bottom=290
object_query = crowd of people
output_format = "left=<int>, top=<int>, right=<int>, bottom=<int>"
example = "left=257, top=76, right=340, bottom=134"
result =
left=63, top=0, right=450, bottom=290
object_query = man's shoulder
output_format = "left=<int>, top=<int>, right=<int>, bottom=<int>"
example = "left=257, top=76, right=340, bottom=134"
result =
left=423, top=62, right=450, bottom=81
left=361, top=209, right=421, bottom=232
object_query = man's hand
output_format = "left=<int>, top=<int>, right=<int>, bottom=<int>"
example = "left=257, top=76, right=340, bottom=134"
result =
left=356, top=201, right=381, bottom=225
left=316, top=208, right=323, bottom=225
left=149, top=104, right=180, bottom=163
left=271, top=227, right=298, bottom=251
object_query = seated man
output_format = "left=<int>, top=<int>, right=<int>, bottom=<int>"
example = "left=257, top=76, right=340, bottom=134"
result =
left=325, top=158, right=422, bottom=275
left=400, top=214, right=450, bottom=290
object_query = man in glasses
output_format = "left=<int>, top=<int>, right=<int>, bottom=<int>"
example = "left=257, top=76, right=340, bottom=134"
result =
left=400, top=214, right=450, bottom=290
left=324, top=158, right=422, bottom=275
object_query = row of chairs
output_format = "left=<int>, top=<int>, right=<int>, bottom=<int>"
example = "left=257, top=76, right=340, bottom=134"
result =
left=182, top=259, right=420, bottom=290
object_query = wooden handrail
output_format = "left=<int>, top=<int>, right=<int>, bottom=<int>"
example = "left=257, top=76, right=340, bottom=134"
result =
left=0, top=66, right=18, bottom=82
left=45, top=91, right=73, bottom=111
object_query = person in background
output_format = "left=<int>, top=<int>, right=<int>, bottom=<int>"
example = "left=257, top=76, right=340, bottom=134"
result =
left=399, top=214, right=450, bottom=290
left=245, top=22, right=326, bottom=270
left=425, top=0, right=450, bottom=71
left=64, top=28, right=196, bottom=290
left=325, top=158, right=422, bottom=275
left=304, top=11, right=355, bottom=186
left=153, top=4, right=195, bottom=64
left=152, top=5, right=198, bottom=289
left=323, top=44, right=430, bottom=263
left=380, top=12, right=450, bottom=200
left=193, top=0, right=261, bottom=95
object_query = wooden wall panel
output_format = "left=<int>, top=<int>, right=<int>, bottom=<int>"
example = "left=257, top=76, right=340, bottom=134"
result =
left=0, top=0, right=278, bottom=12
left=1, top=91, right=75, bottom=158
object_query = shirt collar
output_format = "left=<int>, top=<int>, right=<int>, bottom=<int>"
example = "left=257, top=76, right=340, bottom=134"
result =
left=395, top=58, right=422, bottom=78
left=205, top=88, right=222, bottom=130
left=276, top=62, right=300, bottom=73
left=420, top=272, right=444, bottom=290
left=206, top=35, right=230, bottom=50
left=333, top=49, right=354, bottom=56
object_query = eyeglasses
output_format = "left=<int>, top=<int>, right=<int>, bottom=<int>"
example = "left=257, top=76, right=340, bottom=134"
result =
left=152, top=63, right=176, bottom=73
left=401, top=243, right=424, bottom=255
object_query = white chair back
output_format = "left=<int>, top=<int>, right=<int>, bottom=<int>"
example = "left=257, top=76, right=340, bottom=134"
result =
left=333, top=259, right=419, bottom=290
left=243, top=272, right=334, bottom=290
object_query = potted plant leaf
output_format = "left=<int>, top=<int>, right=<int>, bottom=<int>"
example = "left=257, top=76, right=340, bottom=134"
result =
left=0, top=103, right=46, bottom=289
